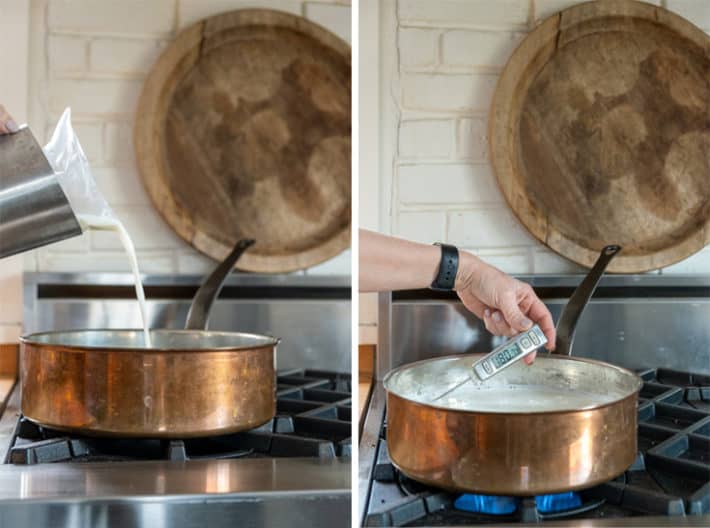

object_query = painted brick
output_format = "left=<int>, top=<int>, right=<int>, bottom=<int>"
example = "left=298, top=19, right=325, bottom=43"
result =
left=48, top=35, right=87, bottom=74
left=359, top=325, right=377, bottom=345
left=23, top=252, right=38, bottom=273
left=401, top=73, right=497, bottom=112
left=532, top=248, right=585, bottom=274
left=46, top=233, right=91, bottom=253
left=441, top=30, right=524, bottom=69
left=359, top=293, right=378, bottom=326
left=304, top=3, right=351, bottom=43
left=666, top=0, right=710, bottom=29
left=48, top=0, right=175, bottom=35
left=399, top=0, right=529, bottom=28
left=176, top=251, right=218, bottom=274
left=38, top=251, right=176, bottom=273
left=399, top=120, right=453, bottom=159
left=534, top=0, right=661, bottom=21
left=448, top=208, right=536, bottom=247
left=104, top=122, right=135, bottom=164
left=90, top=38, right=164, bottom=75
left=662, top=249, right=710, bottom=274
left=305, top=249, right=351, bottom=275
left=464, top=249, right=532, bottom=274
left=92, top=167, right=150, bottom=206
left=73, top=121, right=104, bottom=162
left=396, top=211, right=446, bottom=243
left=399, top=163, right=502, bottom=204
left=0, top=324, right=22, bottom=343
left=399, top=28, right=439, bottom=68
left=178, top=0, right=301, bottom=28
left=0, top=254, right=23, bottom=325
left=457, top=117, right=488, bottom=160
left=90, top=207, right=184, bottom=250
left=49, top=79, right=143, bottom=116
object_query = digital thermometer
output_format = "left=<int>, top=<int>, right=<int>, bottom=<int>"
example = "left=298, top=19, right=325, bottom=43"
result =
left=472, top=325, right=548, bottom=381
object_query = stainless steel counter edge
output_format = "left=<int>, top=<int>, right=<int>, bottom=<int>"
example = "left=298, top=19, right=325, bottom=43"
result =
left=0, top=457, right=351, bottom=499
left=0, top=455, right=352, bottom=528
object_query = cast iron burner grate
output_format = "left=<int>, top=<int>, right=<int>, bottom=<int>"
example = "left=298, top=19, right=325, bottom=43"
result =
left=5, top=369, right=351, bottom=465
left=365, top=368, right=710, bottom=526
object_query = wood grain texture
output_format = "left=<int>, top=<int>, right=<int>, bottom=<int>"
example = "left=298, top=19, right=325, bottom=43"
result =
left=135, top=9, right=351, bottom=272
left=490, top=0, right=710, bottom=272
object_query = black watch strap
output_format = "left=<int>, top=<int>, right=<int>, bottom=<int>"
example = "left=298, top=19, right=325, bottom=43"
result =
left=430, top=243, right=459, bottom=291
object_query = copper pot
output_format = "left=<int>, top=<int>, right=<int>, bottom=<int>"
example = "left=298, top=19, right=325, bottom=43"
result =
left=20, top=329, right=278, bottom=438
left=384, top=354, right=641, bottom=494
left=20, top=239, right=280, bottom=438
left=383, top=245, right=644, bottom=494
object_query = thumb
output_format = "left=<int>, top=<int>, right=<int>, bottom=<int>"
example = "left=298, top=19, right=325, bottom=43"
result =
left=499, top=293, right=533, bottom=333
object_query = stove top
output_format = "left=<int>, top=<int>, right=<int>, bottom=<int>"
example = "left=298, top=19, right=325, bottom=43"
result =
left=4, top=369, right=351, bottom=465
left=363, top=368, right=710, bottom=526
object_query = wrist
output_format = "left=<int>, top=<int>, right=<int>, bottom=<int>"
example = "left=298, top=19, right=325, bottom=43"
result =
left=454, top=250, right=482, bottom=291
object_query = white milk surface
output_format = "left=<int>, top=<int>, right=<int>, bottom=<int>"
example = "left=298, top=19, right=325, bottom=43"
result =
left=432, top=382, right=616, bottom=412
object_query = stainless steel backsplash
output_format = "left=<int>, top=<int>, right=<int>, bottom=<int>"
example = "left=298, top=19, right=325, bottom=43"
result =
left=378, top=275, right=710, bottom=378
left=23, top=273, right=351, bottom=373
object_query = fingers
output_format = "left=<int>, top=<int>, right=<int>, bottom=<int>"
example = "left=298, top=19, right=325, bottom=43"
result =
left=0, top=105, right=18, bottom=135
left=483, top=308, right=514, bottom=337
left=457, top=289, right=488, bottom=320
left=523, top=350, right=537, bottom=365
left=498, top=291, right=533, bottom=333
left=526, top=295, right=557, bottom=351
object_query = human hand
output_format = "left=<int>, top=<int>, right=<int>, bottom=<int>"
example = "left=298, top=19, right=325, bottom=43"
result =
left=0, top=105, right=19, bottom=134
left=455, top=252, right=556, bottom=363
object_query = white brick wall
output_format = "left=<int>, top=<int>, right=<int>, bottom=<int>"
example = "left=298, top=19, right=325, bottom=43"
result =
left=386, top=0, right=710, bottom=276
left=48, top=0, right=176, bottom=35
left=441, top=30, right=525, bottom=69
left=399, top=0, right=529, bottom=29
left=25, top=0, right=351, bottom=279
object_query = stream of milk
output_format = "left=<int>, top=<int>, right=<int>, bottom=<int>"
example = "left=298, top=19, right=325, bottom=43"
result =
left=76, top=214, right=152, bottom=348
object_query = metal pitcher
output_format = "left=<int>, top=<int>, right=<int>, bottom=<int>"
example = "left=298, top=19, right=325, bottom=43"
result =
left=0, top=128, right=82, bottom=258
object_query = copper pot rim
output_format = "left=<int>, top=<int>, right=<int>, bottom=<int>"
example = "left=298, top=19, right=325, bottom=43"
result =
left=20, top=328, right=280, bottom=353
left=383, top=353, right=643, bottom=417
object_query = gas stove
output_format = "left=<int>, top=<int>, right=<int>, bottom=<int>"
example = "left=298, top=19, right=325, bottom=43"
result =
left=5, top=369, right=351, bottom=465
left=0, top=369, right=352, bottom=528
left=363, top=368, right=710, bottom=526
left=360, top=276, right=710, bottom=526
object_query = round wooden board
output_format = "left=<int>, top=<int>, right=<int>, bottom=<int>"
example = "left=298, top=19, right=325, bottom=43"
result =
left=135, top=9, right=351, bottom=273
left=490, top=0, right=710, bottom=272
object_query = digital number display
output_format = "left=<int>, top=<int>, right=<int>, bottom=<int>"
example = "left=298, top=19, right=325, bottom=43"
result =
left=492, top=345, right=522, bottom=368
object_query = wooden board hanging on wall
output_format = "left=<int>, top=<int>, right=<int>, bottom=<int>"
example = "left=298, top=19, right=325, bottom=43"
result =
left=135, top=9, right=351, bottom=273
left=489, top=0, right=710, bottom=272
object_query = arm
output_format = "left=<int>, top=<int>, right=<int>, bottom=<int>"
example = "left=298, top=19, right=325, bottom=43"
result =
left=359, top=229, right=556, bottom=357
left=0, top=105, right=18, bottom=134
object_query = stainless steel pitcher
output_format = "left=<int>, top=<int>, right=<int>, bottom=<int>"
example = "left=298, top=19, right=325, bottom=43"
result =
left=0, top=128, right=82, bottom=258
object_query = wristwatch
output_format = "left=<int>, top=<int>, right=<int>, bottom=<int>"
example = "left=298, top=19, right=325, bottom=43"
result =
left=430, top=243, right=459, bottom=291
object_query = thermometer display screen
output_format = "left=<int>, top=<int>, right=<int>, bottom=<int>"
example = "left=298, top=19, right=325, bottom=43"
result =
left=491, top=345, right=522, bottom=368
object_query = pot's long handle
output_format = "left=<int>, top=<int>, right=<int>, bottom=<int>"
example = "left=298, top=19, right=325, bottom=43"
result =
left=554, top=245, right=622, bottom=356
left=184, top=239, right=255, bottom=331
